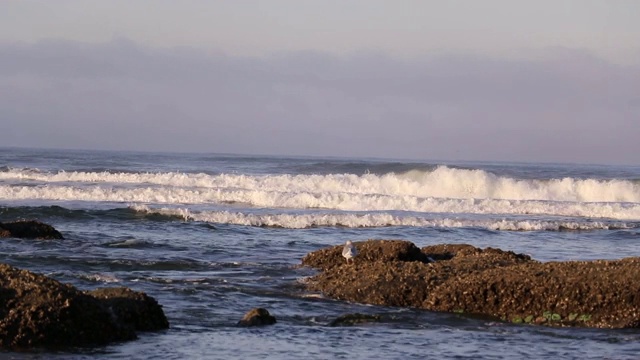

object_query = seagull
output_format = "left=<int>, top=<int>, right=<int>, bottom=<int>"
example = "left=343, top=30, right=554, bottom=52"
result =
left=342, top=240, right=357, bottom=264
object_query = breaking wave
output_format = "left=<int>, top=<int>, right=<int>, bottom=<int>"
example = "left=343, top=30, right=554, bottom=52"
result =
left=131, top=205, right=638, bottom=231
left=1, top=166, right=640, bottom=221
left=1, top=166, right=638, bottom=203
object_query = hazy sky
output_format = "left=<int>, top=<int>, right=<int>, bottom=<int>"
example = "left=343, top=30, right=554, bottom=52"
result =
left=1, top=0, right=639, bottom=164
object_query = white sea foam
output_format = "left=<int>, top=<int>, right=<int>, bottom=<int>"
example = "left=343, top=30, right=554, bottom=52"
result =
left=2, top=166, right=640, bottom=221
left=2, top=182, right=640, bottom=220
left=131, top=205, right=637, bottom=231
left=1, top=166, right=639, bottom=203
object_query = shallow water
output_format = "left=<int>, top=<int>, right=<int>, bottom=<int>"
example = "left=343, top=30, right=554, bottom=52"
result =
left=2, top=147, right=640, bottom=359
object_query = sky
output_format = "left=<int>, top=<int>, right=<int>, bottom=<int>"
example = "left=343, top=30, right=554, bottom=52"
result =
left=1, top=0, right=639, bottom=164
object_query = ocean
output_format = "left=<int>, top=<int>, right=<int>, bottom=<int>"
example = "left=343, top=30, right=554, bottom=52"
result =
left=1, top=147, right=640, bottom=359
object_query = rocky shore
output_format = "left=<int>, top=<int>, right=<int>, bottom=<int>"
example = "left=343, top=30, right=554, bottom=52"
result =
left=302, top=240, right=640, bottom=328
left=0, top=220, right=169, bottom=350
left=0, top=263, right=169, bottom=350
left=3, top=218, right=639, bottom=351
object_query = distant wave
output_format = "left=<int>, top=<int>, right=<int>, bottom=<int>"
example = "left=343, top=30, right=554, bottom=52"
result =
left=287, top=161, right=437, bottom=175
left=2, top=202, right=637, bottom=231
left=2, top=183, right=640, bottom=219
left=131, top=205, right=638, bottom=231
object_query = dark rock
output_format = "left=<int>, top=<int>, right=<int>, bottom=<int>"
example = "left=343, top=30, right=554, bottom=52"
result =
left=302, top=240, right=640, bottom=329
left=0, top=220, right=64, bottom=240
left=238, top=308, right=276, bottom=326
left=88, top=287, right=169, bottom=332
left=0, top=263, right=135, bottom=349
left=302, top=240, right=429, bottom=271
left=427, top=257, right=640, bottom=328
left=0, top=263, right=169, bottom=350
left=329, top=313, right=381, bottom=327
left=421, top=243, right=483, bottom=260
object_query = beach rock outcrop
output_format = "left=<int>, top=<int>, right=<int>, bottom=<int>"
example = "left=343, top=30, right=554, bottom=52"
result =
left=88, top=287, right=169, bottom=332
left=0, top=263, right=168, bottom=350
left=237, top=308, right=276, bottom=326
left=302, top=240, right=640, bottom=329
left=0, top=220, right=64, bottom=240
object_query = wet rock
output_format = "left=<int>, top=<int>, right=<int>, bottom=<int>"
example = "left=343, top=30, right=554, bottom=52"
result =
left=0, top=263, right=135, bottom=349
left=0, top=263, right=168, bottom=350
left=88, top=287, right=169, bottom=331
left=0, top=220, right=64, bottom=240
left=329, top=313, right=381, bottom=327
left=238, top=308, right=276, bottom=326
left=302, top=240, right=429, bottom=271
left=302, top=240, right=640, bottom=329
left=428, top=257, right=640, bottom=328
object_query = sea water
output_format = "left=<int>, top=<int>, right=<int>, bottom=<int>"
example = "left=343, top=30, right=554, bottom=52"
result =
left=1, top=147, right=640, bottom=359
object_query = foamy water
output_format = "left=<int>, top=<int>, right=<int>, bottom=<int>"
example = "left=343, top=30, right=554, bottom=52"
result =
left=129, top=205, right=636, bottom=230
left=2, top=166, right=640, bottom=223
left=2, top=166, right=639, bottom=202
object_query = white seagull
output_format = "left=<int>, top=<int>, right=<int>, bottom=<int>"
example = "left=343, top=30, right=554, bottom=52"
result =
left=342, top=240, right=357, bottom=264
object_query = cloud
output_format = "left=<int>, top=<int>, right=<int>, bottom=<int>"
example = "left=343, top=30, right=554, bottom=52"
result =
left=1, top=39, right=638, bottom=164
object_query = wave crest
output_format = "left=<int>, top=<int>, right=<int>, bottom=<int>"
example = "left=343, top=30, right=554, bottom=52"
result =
left=1, top=166, right=639, bottom=220
left=131, top=205, right=638, bottom=231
